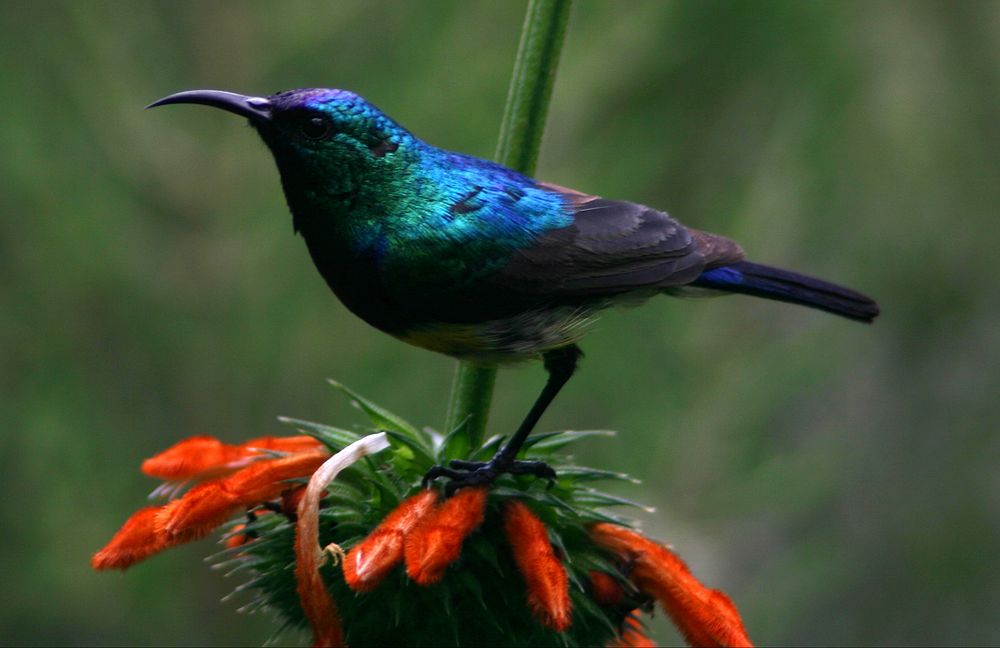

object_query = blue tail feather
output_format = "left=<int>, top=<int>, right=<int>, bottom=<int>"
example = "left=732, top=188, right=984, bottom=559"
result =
left=692, top=261, right=879, bottom=323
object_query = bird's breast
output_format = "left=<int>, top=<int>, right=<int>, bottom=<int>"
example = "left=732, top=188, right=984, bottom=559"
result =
left=397, top=305, right=599, bottom=362
left=298, top=223, right=414, bottom=336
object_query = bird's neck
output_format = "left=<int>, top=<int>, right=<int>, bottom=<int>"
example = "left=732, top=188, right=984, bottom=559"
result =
left=274, top=150, right=428, bottom=335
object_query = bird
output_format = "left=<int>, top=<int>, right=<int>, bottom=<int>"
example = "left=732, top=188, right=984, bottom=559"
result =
left=148, top=88, right=879, bottom=492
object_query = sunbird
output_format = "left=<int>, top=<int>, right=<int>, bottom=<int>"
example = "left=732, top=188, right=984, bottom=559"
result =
left=149, top=88, right=879, bottom=492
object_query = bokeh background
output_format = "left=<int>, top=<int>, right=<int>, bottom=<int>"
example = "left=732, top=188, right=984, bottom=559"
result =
left=2, top=0, right=998, bottom=645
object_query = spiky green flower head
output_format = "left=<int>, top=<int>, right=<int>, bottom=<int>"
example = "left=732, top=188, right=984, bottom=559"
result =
left=218, top=380, right=647, bottom=647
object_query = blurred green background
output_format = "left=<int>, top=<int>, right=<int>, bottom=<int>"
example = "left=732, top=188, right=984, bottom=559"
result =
left=2, top=0, right=998, bottom=645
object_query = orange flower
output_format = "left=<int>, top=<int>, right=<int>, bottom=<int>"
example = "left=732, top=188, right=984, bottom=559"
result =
left=607, top=612, right=657, bottom=648
left=343, top=490, right=438, bottom=592
left=219, top=451, right=327, bottom=503
left=281, top=484, right=327, bottom=520
left=404, top=487, right=487, bottom=585
left=590, top=570, right=626, bottom=608
left=591, top=523, right=753, bottom=648
left=226, top=522, right=251, bottom=549
left=158, top=451, right=327, bottom=543
left=225, top=510, right=271, bottom=549
left=91, top=507, right=170, bottom=570
left=92, top=448, right=328, bottom=570
left=502, top=500, right=572, bottom=632
left=141, top=434, right=323, bottom=482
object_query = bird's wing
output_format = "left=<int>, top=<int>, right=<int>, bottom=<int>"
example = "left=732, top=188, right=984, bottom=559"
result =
left=494, top=182, right=743, bottom=298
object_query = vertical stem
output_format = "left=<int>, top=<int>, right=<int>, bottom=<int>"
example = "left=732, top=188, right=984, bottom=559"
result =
left=494, top=0, right=574, bottom=172
left=444, top=0, right=573, bottom=457
left=443, top=361, right=497, bottom=459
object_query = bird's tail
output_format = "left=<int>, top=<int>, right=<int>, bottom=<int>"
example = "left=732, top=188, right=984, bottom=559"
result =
left=690, top=261, right=879, bottom=323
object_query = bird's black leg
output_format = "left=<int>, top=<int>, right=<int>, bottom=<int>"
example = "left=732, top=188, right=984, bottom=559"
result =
left=424, top=344, right=582, bottom=495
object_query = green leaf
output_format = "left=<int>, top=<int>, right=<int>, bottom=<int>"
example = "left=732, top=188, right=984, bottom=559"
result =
left=525, top=429, right=616, bottom=452
left=555, top=465, right=641, bottom=484
left=440, top=413, right=477, bottom=460
left=470, top=434, right=506, bottom=461
left=468, top=534, right=504, bottom=576
left=382, top=428, right=436, bottom=473
left=574, top=488, right=656, bottom=513
left=363, top=466, right=405, bottom=509
left=276, top=416, right=360, bottom=449
left=327, top=378, right=427, bottom=442
left=456, top=570, right=491, bottom=614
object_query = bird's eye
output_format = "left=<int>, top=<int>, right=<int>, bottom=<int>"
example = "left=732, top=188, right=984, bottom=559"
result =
left=300, top=115, right=333, bottom=140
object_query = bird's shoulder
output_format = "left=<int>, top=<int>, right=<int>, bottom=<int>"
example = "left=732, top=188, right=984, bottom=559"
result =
left=385, top=150, right=572, bottom=250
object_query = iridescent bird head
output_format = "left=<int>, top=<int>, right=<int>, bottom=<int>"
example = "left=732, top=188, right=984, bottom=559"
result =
left=148, top=88, right=416, bottom=197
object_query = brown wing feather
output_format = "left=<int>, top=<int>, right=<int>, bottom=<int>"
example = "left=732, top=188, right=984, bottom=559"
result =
left=497, top=183, right=742, bottom=299
left=690, top=229, right=745, bottom=268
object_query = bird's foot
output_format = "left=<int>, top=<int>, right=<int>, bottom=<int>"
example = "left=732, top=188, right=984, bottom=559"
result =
left=422, top=458, right=556, bottom=496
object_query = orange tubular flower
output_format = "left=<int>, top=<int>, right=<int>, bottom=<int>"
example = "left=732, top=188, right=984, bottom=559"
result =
left=404, top=487, right=488, bottom=585
left=343, top=489, right=439, bottom=592
left=607, top=613, right=657, bottom=648
left=226, top=523, right=251, bottom=549
left=141, top=434, right=323, bottom=482
left=226, top=510, right=271, bottom=549
left=92, top=447, right=328, bottom=570
left=502, top=500, right=572, bottom=632
left=590, top=524, right=753, bottom=648
left=91, top=506, right=170, bottom=570
left=158, top=451, right=328, bottom=543
left=589, top=572, right=655, bottom=646
left=589, top=570, right=626, bottom=607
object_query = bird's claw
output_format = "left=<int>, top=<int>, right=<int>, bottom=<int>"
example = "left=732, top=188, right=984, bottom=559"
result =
left=422, top=458, right=556, bottom=496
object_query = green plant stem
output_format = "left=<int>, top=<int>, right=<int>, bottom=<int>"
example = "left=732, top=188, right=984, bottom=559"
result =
left=444, top=361, right=497, bottom=458
left=444, top=0, right=573, bottom=457
left=494, top=0, right=574, bottom=173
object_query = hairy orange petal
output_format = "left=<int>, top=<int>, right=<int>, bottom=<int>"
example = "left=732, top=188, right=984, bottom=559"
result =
left=591, top=524, right=753, bottom=648
left=141, top=436, right=249, bottom=480
left=95, top=445, right=328, bottom=571
left=156, top=482, right=240, bottom=542
left=224, top=510, right=270, bottom=549
left=223, top=451, right=328, bottom=503
left=158, top=452, right=327, bottom=542
left=404, top=487, right=487, bottom=585
left=226, top=523, right=250, bottom=549
left=142, top=435, right=324, bottom=482
left=607, top=612, right=657, bottom=648
left=279, top=485, right=306, bottom=519
left=243, top=435, right=324, bottom=455
left=91, top=506, right=170, bottom=570
left=590, top=570, right=626, bottom=607
left=344, top=490, right=438, bottom=592
left=503, top=500, right=572, bottom=631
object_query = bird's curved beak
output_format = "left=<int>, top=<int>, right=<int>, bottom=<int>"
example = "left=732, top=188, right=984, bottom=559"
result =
left=146, top=89, right=272, bottom=123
